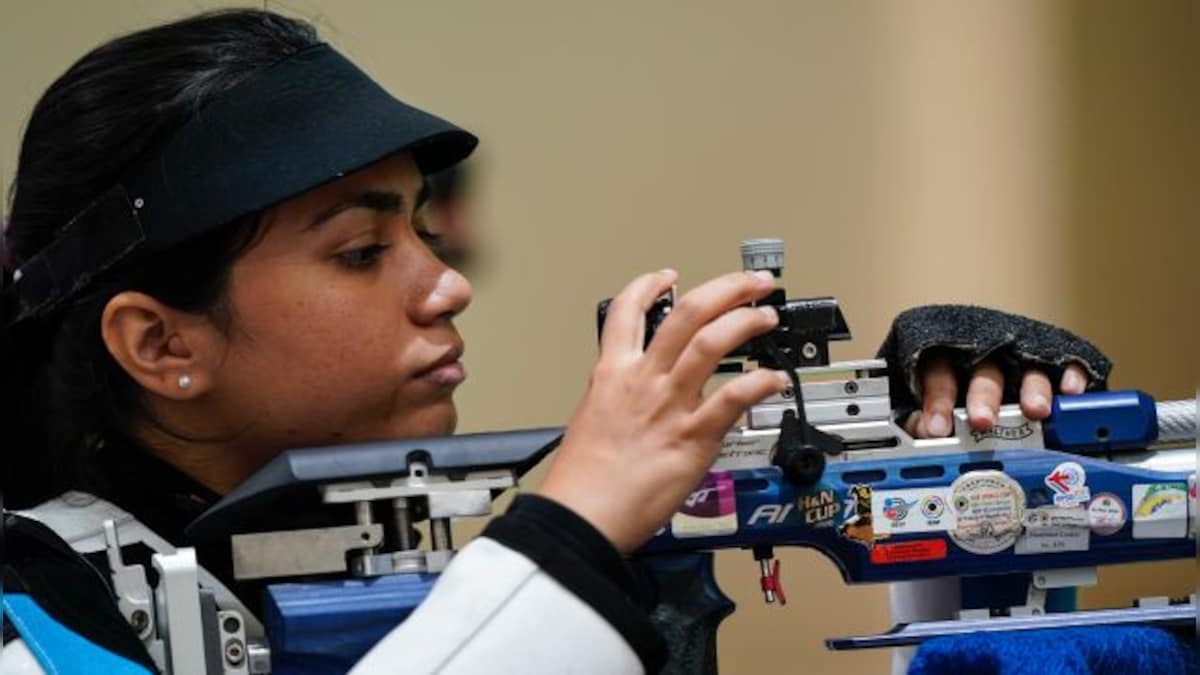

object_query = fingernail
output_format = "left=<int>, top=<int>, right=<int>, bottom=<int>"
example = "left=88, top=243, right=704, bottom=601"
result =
left=1030, top=393, right=1049, bottom=412
left=776, top=370, right=793, bottom=389
left=752, top=270, right=775, bottom=283
left=969, top=404, right=994, bottom=427
left=927, top=413, right=950, bottom=437
left=759, top=305, right=778, bottom=322
left=659, top=268, right=677, bottom=278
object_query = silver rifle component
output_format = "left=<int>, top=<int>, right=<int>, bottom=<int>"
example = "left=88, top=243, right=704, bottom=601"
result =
left=716, top=358, right=1195, bottom=474
left=829, top=597, right=1196, bottom=649
left=1155, top=398, right=1197, bottom=444
left=955, top=568, right=1100, bottom=620
left=741, top=238, right=785, bottom=273
left=231, top=524, right=382, bottom=580
left=39, top=500, right=269, bottom=675
left=217, top=610, right=250, bottom=675
left=152, top=549, right=208, bottom=675
left=230, top=463, right=515, bottom=582
left=103, top=520, right=158, bottom=644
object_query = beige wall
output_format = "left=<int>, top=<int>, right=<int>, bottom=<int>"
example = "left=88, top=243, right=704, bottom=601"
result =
left=2, top=2, right=1193, bottom=673
left=1062, top=1, right=1198, bottom=613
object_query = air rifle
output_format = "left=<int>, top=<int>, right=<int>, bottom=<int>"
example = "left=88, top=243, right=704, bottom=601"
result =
left=141, top=240, right=1193, bottom=675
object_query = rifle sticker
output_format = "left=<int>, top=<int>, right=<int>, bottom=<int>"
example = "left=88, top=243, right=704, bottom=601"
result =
left=838, top=484, right=877, bottom=548
left=872, top=487, right=956, bottom=535
left=1044, top=461, right=1090, bottom=507
left=797, top=484, right=839, bottom=528
left=717, top=433, right=774, bottom=469
left=746, top=502, right=794, bottom=527
left=1086, top=492, right=1127, bottom=536
left=1131, top=483, right=1188, bottom=540
left=1015, top=505, right=1089, bottom=555
left=948, top=471, right=1024, bottom=555
left=969, top=421, right=1035, bottom=444
left=869, top=539, right=947, bottom=565
left=671, top=471, right=738, bottom=538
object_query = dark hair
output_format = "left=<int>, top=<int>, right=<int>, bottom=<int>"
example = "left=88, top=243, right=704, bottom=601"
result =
left=1, top=10, right=321, bottom=507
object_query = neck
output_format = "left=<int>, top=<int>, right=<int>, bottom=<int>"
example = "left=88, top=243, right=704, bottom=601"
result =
left=131, top=421, right=269, bottom=496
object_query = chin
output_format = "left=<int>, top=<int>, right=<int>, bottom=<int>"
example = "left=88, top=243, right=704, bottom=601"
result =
left=397, top=401, right=459, bottom=439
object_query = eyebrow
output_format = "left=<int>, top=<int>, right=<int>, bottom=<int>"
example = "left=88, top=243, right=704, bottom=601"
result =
left=305, top=189, right=407, bottom=231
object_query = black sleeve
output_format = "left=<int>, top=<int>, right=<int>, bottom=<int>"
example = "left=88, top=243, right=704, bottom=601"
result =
left=482, top=494, right=668, bottom=673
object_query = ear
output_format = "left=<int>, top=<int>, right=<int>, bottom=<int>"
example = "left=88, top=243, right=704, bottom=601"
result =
left=100, top=291, right=223, bottom=400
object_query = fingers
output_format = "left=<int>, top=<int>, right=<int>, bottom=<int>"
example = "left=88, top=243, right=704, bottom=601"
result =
left=937, top=361, right=1090, bottom=430
left=964, top=361, right=1005, bottom=431
left=1019, top=369, right=1053, bottom=420
left=903, top=410, right=923, bottom=438
left=671, top=305, right=779, bottom=393
left=1021, top=363, right=1087, bottom=420
left=914, top=357, right=1092, bottom=437
left=599, top=269, right=678, bottom=359
left=693, top=368, right=790, bottom=439
left=1060, top=363, right=1088, bottom=394
left=644, top=271, right=776, bottom=372
left=918, top=353, right=957, bottom=437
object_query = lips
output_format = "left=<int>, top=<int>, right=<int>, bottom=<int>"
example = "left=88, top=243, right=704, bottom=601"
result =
left=414, top=345, right=466, bottom=386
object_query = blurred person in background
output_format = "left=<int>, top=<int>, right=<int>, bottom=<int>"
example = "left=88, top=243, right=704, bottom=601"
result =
left=423, top=161, right=478, bottom=273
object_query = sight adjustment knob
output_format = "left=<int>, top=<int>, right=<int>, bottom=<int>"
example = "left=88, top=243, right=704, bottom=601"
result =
left=740, top=238, right=785, bottom=277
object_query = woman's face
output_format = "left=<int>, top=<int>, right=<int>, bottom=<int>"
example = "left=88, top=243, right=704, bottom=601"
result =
left=209, top=153, right=472, bottom=460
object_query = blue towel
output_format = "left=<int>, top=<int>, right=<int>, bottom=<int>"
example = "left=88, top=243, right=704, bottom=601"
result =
left=909, top=627, right=1195, bottom=675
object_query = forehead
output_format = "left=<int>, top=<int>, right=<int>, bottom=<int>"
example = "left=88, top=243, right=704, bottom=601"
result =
left=271, top=152, right=422, bottom=219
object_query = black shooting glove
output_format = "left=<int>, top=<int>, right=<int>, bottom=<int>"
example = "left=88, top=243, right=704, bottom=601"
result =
left=875, top=305, right=1113, bottom=421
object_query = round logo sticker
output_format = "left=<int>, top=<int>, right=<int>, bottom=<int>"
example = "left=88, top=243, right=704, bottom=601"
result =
left=922, top=495, right=946, bottom=519
left=882, top=496, right=917, bottom=522
left=1087, top=492, right=1127, bottom=536
left=949, top=471, right=1025, bottom=555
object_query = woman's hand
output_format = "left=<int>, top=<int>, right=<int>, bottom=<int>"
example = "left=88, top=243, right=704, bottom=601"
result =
left=877, top=305, right=1110, bottom=440
left=907, top=351, right=1091, bottom=438
left=537, top=269, right=789, bottom=553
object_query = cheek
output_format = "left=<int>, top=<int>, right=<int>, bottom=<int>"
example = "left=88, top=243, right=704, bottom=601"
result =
left=222, top=265, right=408, bottom=418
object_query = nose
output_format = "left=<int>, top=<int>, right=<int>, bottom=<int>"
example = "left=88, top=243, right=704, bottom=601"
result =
left=413, top=260, right=472, bottom=325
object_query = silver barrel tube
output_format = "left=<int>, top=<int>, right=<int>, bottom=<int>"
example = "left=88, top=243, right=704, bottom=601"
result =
left=1157, top=399, right=1196, bottom=443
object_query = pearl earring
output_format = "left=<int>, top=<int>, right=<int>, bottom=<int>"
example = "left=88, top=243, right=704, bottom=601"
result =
left=178, top=374, right=193, bottom=390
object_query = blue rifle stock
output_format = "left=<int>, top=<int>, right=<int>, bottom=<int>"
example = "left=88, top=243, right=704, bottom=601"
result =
left=188, top=388, right=1195, bottom=674
left=602, top=239, right=1196, bottom=672
left=632, top=386, right=1195, bottom=673
left=188, top=239, right=1196, bottom=673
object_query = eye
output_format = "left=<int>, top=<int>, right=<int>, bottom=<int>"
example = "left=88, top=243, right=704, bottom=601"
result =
left=417, top=229, right=444, bottom=247
left=413, top=213, right=444, bottom=249
left=337, top=243, right=391, bottom=268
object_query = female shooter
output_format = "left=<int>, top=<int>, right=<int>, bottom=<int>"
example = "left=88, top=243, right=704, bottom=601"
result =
left=0, top=10, right=1096, bottom=674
